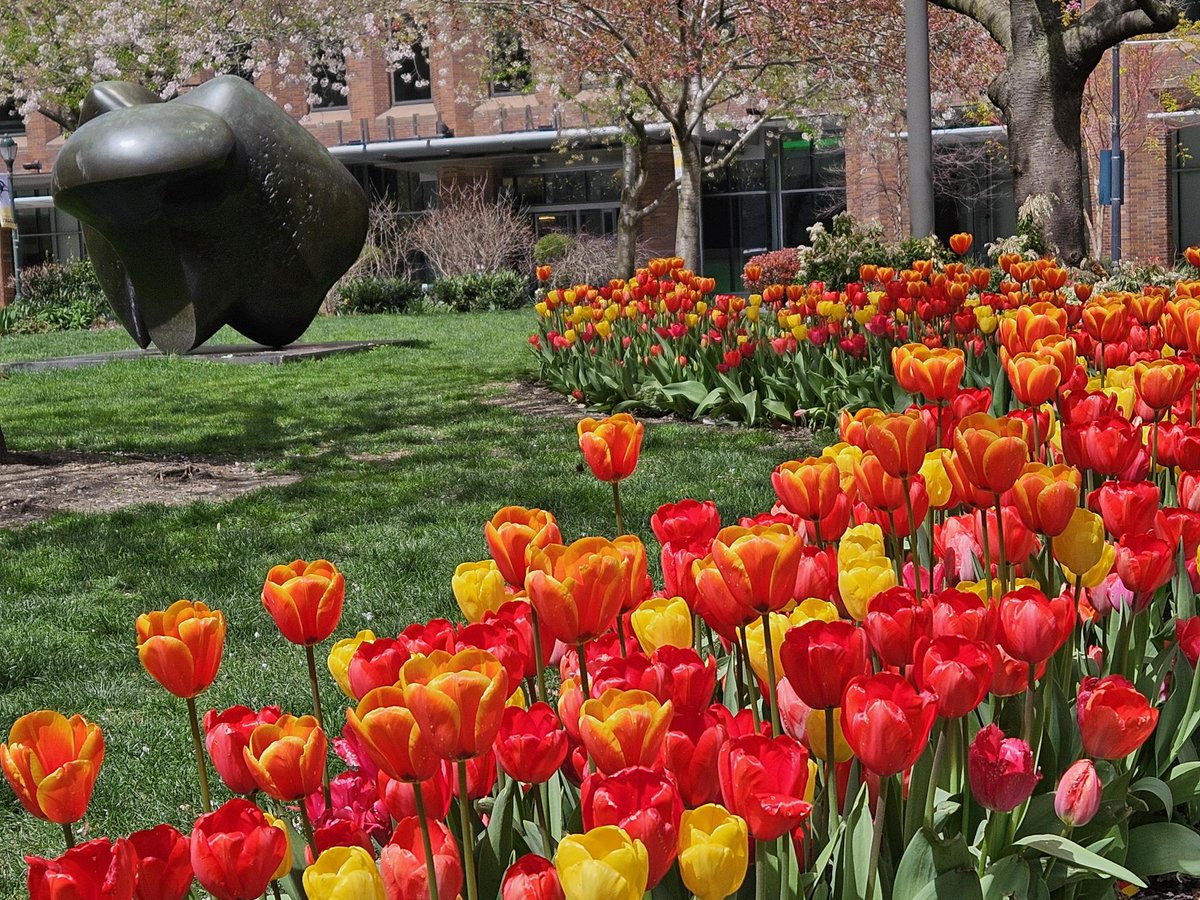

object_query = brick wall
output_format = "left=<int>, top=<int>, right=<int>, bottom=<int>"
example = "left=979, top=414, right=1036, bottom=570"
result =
left=639, top=146, right=680, bottom=259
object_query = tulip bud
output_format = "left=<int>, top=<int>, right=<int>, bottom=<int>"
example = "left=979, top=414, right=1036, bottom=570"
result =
left=1055, top=759, right=1102, bottom=827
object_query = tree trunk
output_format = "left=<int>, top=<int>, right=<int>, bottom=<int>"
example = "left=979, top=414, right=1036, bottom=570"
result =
left=990, top=24, right=1089, bottom=263
left=616, top=120, right=648, bottom=279
left=674, top=129, right=702, bottom=271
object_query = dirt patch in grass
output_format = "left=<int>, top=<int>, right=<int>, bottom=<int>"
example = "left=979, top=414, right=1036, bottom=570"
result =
left=0, top=451, right=299, bottom=528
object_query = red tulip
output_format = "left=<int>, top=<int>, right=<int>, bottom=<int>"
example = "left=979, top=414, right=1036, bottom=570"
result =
left=451, top=747, right=498, bottom=800
left=190, top=799, right=289, bottom=900
left=864, top=587, right=930, bottom=668
left=841, top=673, right=937, bottom=777
left=1061, top=417, right=1142, bottom=477
left=396, top=619, right=458, bottom=656
left=381, top=816, right=463, bottom=900
left=305, top=770, right=391, bottom=847
left=1077, top=675, right=1159, bottom=759
left=378, top=762, right=453, bottom=822
left=915, top=635, right=994, bottom=718
left=779, top=620, right=869, bottom=710
left=129, top=825, right=193, bottom=900
left=1156, top=508, right=1200, bottom=558
left=204, top=706, right=283, bottom=795
left=929, top=589, right=996, bottom=643
left=1178, top=617, right=1200, bottom=667
left=484, top=600, right=555, bottom=676
left=581, top=765, right=683, bottom=888
left=502, top=854, right=564, bottom=900
left=495, top=703, right=568, bottom=784
left=458, top=620, right=526, bottom=694
left=1090, top=481, right=1160, bottom=539
left=27, top=838, right=136, bottom=900
left=967, top=724, right=1040, bottom=812
left=991, top=647, right=1047, bottom=697
left=718, top=734, right=813, bottom=840
left=1115, top=532, right=1175, bottom=602
left=659, top=706, right=729, bottom=807
left=651, top=499, right=721, bottom=548
left=973, top=505, right=1039, bottom=565
left=996, top=587, right=1074, bottom=665
left=795, top=545, right=840, bottom=604
left=347, top=639, right=411, bottom=701
left=1055, top=759, right=1102, bottom=827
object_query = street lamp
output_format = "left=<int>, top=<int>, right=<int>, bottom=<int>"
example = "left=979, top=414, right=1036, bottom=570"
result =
left=0, top=135, right=19, bottom=300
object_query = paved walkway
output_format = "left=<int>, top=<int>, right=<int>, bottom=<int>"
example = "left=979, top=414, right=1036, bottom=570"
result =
left=0, top=339, right=418, bottom=373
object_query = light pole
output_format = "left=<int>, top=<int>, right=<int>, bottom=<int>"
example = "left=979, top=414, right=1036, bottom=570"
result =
left=0, top=136, right=19, bottom=300
left=1110, top=44, right=1123, bottom=263
left=904, top=0, right=935, bottom=238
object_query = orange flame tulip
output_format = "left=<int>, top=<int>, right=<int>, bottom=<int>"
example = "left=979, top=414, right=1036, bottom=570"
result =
left=1009, top=463, right=1081, bottom=537
left=485, top=506, right=562, bottom=588
left=773, top=457, right=844, bottom=521
left=579, top=688, right=674, bottom=774
left=864, top=412, right=928, bottom=479
left=1, top=711, right=104, bottom=825
left=702, top=524, right=802, bottom=616
left=891, top=344, right=965, bottom=402
left=400, top=648, right=509, bottom=761
left=1134, top=359, right=1189, bottom=412
left=243, top=714, right=327, bottom=801
left=136, top=599, right=225, bottom=699
left=952, top=414, right=1029, bottom=495
left=261, top=560, right=345, bottom=646
left=578, top=414, right=644, bottom=482
left=1003, top=351, right=1062, bottom=408
left=525, top=537, right=630, bottom=644
left=344, top=686, right=439, bottom=783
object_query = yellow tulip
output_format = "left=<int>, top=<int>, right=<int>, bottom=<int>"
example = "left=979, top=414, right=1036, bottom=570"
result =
left=1053, top=508, right=1108, bottom=579
left=920, top=450, right=955, bottom=509
left=821, top=442, right=864, bottom=493
left=787, top=598, right=839, bottom=628
left=1060, top=541, right=1115, bottom=589
left=303, top=846, right=385, bottom=900
left=452, top=560, right=508, bottom=623
left=263, top=813, right=295, bottom=881
left=677, top=805, right=749, bottom=900
left=838, top=557, right=897, bottom=621
left=837, top=523, right=886, bottom=564
left=805, top=706, right=853, bottom=762
left=630, top=596, right=693, bottom=654
left=743, top=612, right=789, bottom=686
left=327, top=630, right=376, bottom=700
left=556, top=826, right=648, bottom=900
left=955, top=577, right=1041, bottom=602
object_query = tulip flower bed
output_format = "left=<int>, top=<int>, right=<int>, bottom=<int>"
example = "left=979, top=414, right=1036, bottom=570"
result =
left=12, top=336, right=1200, bottom=900
left=529, top=243, right=1200, bottom=427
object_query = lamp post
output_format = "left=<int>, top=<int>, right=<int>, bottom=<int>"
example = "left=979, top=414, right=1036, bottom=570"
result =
left=904, top=0, right=935, bottom=238
left=0, top=136, right=19, bottom=300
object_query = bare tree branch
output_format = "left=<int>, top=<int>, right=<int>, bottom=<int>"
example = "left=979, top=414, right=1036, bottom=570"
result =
left=926, top=0, right=1011, bottom=51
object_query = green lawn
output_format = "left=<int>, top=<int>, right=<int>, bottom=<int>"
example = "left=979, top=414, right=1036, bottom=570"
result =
left=0, top=312, right=819, bottom=896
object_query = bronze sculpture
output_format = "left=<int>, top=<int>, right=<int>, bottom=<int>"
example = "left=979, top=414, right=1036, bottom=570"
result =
left=52, top=77, right=368, bottom=353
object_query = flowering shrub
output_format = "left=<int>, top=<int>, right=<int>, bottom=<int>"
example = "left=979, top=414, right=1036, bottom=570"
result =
left=530, top=240, right=1200, bottom=427
left=743, top=247, right=802, bottom=291
left=9, top=354, right=1200, bottom=898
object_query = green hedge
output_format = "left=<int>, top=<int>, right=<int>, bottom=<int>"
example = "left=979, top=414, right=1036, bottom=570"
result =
left=429, top=271, right=531, bottom=312
left=335, top=277, right=425, bottom=314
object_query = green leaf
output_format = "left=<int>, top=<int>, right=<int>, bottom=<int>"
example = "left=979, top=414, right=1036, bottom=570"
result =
left=1126, top=822, right=1200, bottom=877
left=1130, top=777, right=1174, bottom=820
left=909, top=872, right=984, bottom=900
left=980, top=855, right=1032, bottom=900
left=841, top=784, right=880, bottom=900
left=1014, top=834, right=1144, bottom=887
left=660, top=379, right=710, bottom=407
left=893, top=828, right=975, bottom=900
left=1168, top=761, right=1200, bottom=804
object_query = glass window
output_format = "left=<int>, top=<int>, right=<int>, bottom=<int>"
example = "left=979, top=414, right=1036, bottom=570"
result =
left=515, top=175, right=545, bottom=206
left=310, top=48, right=348, bottom=109
left=587, top=169, right=621, bottom=202
left=545, top=171, right=586, bottom=205
left=783, top=191, right=845, bottom=246
left=391, top=39, right=432, bottom=104
left=728, top=159, right=767, bottom=193
left=0, top=99, right=22, bottom=134
left=488, top=31, right=533, bottom=96
left=534, top=212, right=571, bottom=236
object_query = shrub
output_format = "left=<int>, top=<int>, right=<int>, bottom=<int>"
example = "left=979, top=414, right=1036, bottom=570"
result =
left=546, top=235, right=651, bottom=288
left=2, top=259, right=110, bottom=334
left=403, top=183, right=533, bottom=278
left=431, top=270, right=530, bottom=312
left=335, top=276, right=425, bottom=315
left=743, top=247, right=801, bottom=290
left=533, top=233, right=574, bottom=266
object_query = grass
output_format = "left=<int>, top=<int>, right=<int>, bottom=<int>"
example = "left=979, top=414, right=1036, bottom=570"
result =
left=0, top=311, right=820, bottom=896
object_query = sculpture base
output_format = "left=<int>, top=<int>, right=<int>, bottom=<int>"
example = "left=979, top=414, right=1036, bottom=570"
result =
left=0, top=339, right=418, bottom=374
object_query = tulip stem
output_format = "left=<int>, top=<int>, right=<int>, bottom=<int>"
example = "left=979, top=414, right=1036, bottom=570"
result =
left=825, top=707, right=838, bottom=842
left=272, top=882, right=283, bottom=900
left=738, top=627, right=761, bottom=729
left=62, top=821, right=75, bottom=850
left=616, top=616, right=629, bottom=659
left=612, top=480, right=626, bottom=537
left=413, top=783, right=442, bottom=900
left=530, top=607, right=549, bottom=706
left=531, top=780, right=554, bottom=855
left=902, top=480, right=922, bottom=602
left=458, top=761, right=480, bottom=900
left=760, top=612, right=782, bottom=737
left=755, top=838, right=768, bottom=900
left=994, top=496, right=1009, bottom=595
left=576, top=641, right=592, bottom=701
left=185, top=696, right=212, bottom=813
left=1024, top=667, right=1036, bottom=745
left=865, top=781, right=888, bottom=900
left=925, top=724, right=947, bottom=830
left=979, top=512, right=994, bottom=602
left=298, top=800, right=318, bottom=858
left=304, top=644, right=333, bottom=810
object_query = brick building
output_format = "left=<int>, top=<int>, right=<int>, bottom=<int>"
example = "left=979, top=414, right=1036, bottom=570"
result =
left=1, top=32, right=1199, bottom=304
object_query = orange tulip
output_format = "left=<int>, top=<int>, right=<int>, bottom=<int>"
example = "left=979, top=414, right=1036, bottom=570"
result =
left=243, top=714, right=327, bottom=801
left=344, top=686, right=439, bottom=783
left=1009, top=463, right=1081, bottom=537
left=1082, top=301, right=1128, bottom=344
left=579, top=688, right=674, bottom=774
left=400, top=648, right=509, bottom=761
left=773, top=457, right=843, bottom=521
left=1, top=711, right=104, bottom=825
left=949, top=233, right=973, bottom=255
left=891, top=345, right=965, bottom=402
left=952, top=414, right=1029, bottom=495
left=1187, top=246, right=1200, bottom=268
left=485, top=506, right=562, bottom=588
left=578, top=414, right=644, bottom=482
left=1003, top=352, right=1062, bottom=408
left=1129, top=293, right=1164, bottom=326
left=864, top=412, right=928, bottom=479
left=261, top=559, right=345, bottom=646
left=839, top=408, right=883, bottom=449
left=853, top=452, right=909, bottom=511
left=136, top=599, right=225, bottom=699
left=525, top=537, right=629, bottom=644
left=999, top=303, right=1067, bottom=354
left=1029, top=334, right=1077, bottom=381
left=613, top=534, right=652, bottom=611
left=703, top=524, right=802, bottom=615
left=1134, top=359, right=1189, bottom=413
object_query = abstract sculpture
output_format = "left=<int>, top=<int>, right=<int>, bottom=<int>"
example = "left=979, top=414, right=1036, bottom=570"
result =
left=52, top=77, right=368, bottom=353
